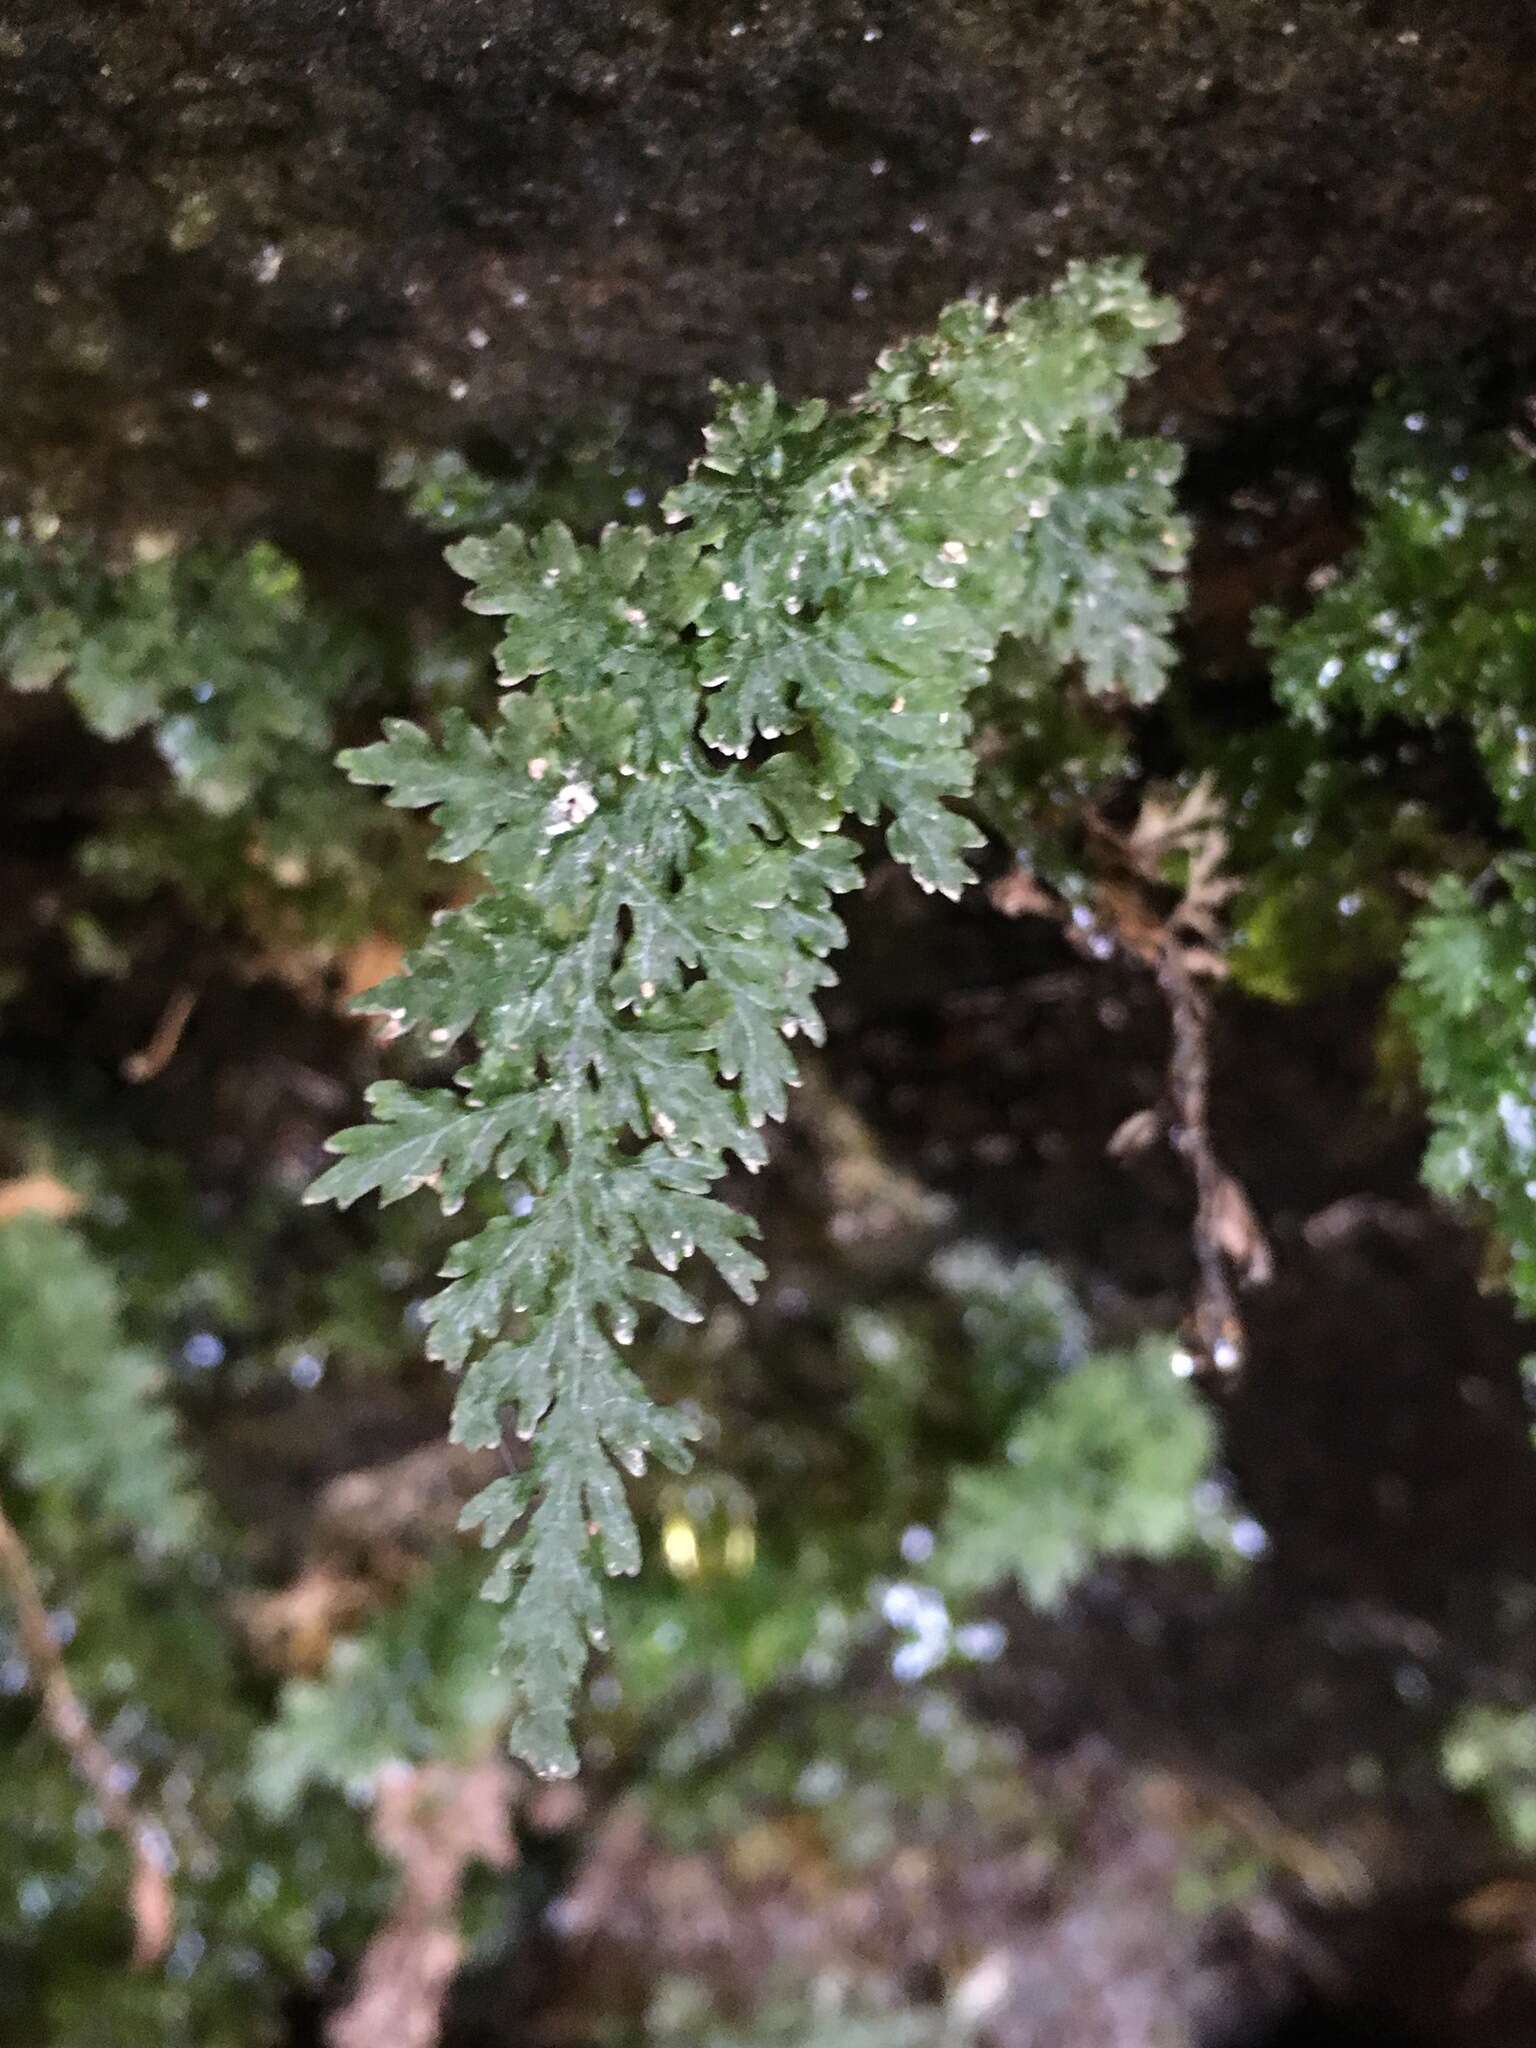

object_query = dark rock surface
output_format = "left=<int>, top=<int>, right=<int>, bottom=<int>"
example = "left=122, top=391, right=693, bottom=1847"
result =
left=0, top=1, right=1531, bottom=537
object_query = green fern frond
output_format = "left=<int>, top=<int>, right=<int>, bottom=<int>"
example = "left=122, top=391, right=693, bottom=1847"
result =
left=312, top=263, right=1187, bottom=1775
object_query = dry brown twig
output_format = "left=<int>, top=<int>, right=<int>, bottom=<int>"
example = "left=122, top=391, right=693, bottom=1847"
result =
left=121, top=985, right=198, bottom=1084
left=327, top=1757, right=517, bottom=2048
left=0, top=1489, right=175, bottom=1965
left=991, top=771, right=1272, bottom=1374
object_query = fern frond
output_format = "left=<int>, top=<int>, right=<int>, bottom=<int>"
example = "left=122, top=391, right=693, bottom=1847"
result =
left=313, top=263, right=1186, bottom=1774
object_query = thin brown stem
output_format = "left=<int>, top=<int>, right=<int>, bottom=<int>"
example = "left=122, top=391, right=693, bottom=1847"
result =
left=1154, top=937, right=1242, bottom=1368
left=121, top=986, right=197, bottom=1084
left=0, top=1490, right=174, bottom=1964
left=994, top=788, right=1271, bottom=1374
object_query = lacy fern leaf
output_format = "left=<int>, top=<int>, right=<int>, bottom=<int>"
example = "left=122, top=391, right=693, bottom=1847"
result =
left=312, top=263, right=1186, bottom=1775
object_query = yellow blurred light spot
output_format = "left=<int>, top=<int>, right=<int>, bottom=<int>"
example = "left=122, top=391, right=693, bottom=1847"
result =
left=661, top=1515, right=701, bottom=1579
left=723, top=1520, right=757, bottom=1575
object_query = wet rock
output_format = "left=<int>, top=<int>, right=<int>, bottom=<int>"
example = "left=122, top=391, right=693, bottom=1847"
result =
left=0, top=2, right=1531, bottom=539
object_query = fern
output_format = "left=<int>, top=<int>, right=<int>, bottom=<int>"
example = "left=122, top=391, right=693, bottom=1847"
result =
left=1398, top=867, right=1536, bottom=1314
left=312, top=263, right=1187, bottom=1775
left=0, top=1218, right=199, bottom=1548
left=933, top=1335, right=1225, bottom=1609
left=3, top=538, right=369, bottom=815
left=1262, top=402, right=1536, bottom=837
left=1264, top=404, right=1536, bottom=1312
left=0, top=532, right=441, bottom=945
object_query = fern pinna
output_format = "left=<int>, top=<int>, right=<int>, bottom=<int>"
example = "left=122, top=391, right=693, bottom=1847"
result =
left=310, top=263, right=1187, bottom=1774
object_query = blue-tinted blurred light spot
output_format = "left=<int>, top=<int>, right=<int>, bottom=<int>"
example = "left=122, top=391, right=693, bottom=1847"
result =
left=899, top=1523, right=935, bottom=1565
left=18, top=1878, right=51, bottom=1920
left=796, top=1757, right=847, bottom=1804
left=1395, top=1662, right=1431, bottom=1705
left=106, top=1761, right=139, bottom=1798
left=954, top=1619, right=1007, bottom=1662
left=182, top=1331, right=225, bottom=1370
left=893, top=1636, right=948, bottom=1682
left=288, top=1351, right=324, bottom=1390
left=882, top=1581, right=924, bottom=1629
left=882, top=1579, right=953, bottom=1680
left=1230, top=1517, right=1269, bottom=1559
left=168, top=1930, right=207, bottom=1980
left=623, top=486, right=647, bottom=509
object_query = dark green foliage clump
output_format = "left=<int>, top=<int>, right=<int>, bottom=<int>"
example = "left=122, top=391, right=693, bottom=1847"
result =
left=313, top=264, right=1188, bottom=1774
left=1264, top=406, right=1536, bottom=1313
left=2, top=539, right=364, bottom=815
left=1398, top=869, right=1536, bottom=1313
left=0, top=528, right=447, bottom=949
left=1263, top=406, right=1536, bottom=830
left=0, top=1222, right=390, bottom=2047
left=0, top=1218, right=198, bottom=1547
left=1443, top=1702, right=1536, bottom=1851
left=1208, top=724, right=1453, bottom=1005
left=0, top=1542, right=385, bottom=2048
